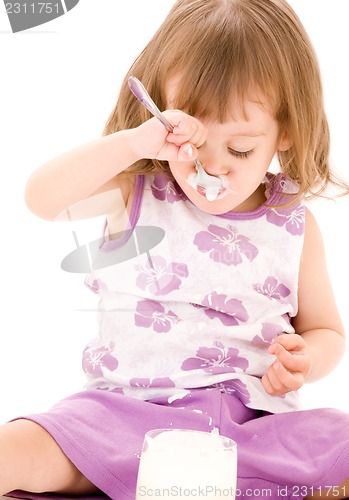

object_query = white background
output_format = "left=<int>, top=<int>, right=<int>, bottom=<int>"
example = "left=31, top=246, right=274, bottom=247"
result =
left=0, top=1, right=348, bottom=423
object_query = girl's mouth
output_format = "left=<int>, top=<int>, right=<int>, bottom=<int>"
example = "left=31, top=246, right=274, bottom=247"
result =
left=187, top=172, right=226, bottom=201
left=196, top=184, right=227, bottom=201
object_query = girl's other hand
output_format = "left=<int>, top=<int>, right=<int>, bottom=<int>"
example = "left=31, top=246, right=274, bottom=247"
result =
left=262, top=334, right=313, bottom=396
left=128, top=110, right=207, bottom=163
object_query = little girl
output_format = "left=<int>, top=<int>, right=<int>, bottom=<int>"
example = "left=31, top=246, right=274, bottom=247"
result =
left=2, top=0, right=349, bottom=499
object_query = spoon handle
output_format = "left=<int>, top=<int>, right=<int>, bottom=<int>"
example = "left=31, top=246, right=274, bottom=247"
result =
left=128, top=76, right=207, bottom=175
left=128, top=77, right=174, bottom=133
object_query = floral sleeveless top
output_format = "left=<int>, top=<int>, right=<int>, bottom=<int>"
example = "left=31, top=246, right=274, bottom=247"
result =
left=83, top=172, right=305, bottom=413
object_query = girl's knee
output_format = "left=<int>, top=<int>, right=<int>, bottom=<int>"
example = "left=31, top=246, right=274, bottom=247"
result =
left=305, top=478, right=349, bottom=499
left=0, top=419, right=98, bottom=495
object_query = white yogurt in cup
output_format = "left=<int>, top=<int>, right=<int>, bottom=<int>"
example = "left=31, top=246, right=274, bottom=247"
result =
left=136, top=429, right=237, bottom=499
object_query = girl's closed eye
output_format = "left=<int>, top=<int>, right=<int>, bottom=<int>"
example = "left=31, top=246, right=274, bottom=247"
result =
left=228, top=147, right=255, bottom=159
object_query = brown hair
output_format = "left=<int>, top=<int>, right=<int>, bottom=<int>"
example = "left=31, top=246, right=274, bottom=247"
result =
left=104, top=0, right=348, bottom=200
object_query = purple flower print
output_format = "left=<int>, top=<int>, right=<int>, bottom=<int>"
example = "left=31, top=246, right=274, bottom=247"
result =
left=136, top=256, right=188, bottom=296
left=151, top=176, right=182, bottom=203
left=266, top=205, right=305, bottom=235
left=135, top=299, right=181, bottom=333
left=194, top=224, right=258, bottom=266
left=129, top=377, right=175, bottom=388
left=181, top=341, right=248, bottom=373
left=214, top=379, right=251, bottom=405
left=202, top=292, right=249, bottom=326
left=82, top=346, right=118, bottom=377
left=85, top=278, right=106, bottom=294
left=254, top=276, right=290, bottom=301
left=252, top=322, right=282, bottom=346
left=96, top=386, right=124, bottom=395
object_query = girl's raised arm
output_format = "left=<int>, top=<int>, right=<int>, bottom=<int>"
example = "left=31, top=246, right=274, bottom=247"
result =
left=25, top=110, right=204, bottom=222
left=24, top=130, right=140, bottom=222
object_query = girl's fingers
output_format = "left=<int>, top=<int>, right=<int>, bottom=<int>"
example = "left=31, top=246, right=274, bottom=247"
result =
left=178, top=143, right=198, bottom=161
left=263, top=364, right=284, bottom=394
left=271, top=333, right=305, bottom=352
left=261, top=372, right=274, bottom=395
left=269, top=343, right=308, bottom=373
left=272, top=362, right=304, bottom=391
left=262, top=362, right=305, bottom=396
left=165, top=112, right=207, bottom=147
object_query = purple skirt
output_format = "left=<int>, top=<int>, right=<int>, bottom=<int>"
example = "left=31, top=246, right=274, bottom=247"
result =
left=6, top=388, right=349, bottom=500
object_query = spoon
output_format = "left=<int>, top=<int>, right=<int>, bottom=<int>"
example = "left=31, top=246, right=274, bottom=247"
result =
left=128, top=76, right=224, bottom=201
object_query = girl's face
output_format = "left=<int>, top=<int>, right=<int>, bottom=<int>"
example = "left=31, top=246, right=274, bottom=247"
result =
left=167, top=95, right=290, bottom=215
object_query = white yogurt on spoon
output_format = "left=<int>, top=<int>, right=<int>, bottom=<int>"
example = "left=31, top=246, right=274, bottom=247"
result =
left=187, top=168, right=225, bottom=201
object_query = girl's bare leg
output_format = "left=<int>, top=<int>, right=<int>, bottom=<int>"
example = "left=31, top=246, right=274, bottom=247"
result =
left=0, top=419, right=99, bottom=495
left=305, top=478, right=349, bottom=500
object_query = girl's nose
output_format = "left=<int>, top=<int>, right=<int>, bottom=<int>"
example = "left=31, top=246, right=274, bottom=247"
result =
left=197, top=147, right=229, bottom=177
left=199, top=161, right=229, bottom=178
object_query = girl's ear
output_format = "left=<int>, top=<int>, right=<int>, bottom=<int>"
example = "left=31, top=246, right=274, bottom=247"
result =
left=277, top=130, right=292, bottom=152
